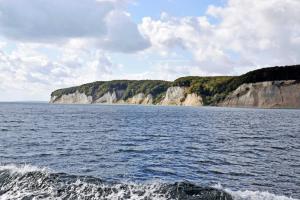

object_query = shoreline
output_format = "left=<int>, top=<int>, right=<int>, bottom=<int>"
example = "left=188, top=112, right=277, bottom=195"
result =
left=48, top=102, right=300, bottom=110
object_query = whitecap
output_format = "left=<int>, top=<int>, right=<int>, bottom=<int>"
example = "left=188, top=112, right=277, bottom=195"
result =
left=213, top=183, right=298, bottom=200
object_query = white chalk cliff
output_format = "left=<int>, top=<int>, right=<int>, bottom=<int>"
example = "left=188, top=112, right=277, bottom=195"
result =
left=183, top=93, right=203, bottom=106
left=50, top=81, right=300, bottom=108
left=94, top=91, right=118, bottom=104
left=50, top=91, right=92, bottom=104
left=219, top=80, right=300, bottom=108
left=127, top=93, right=153, bottom=105
left=160, top=87, right=203, bottom=106
left=50, top=87, right=203, bottom=106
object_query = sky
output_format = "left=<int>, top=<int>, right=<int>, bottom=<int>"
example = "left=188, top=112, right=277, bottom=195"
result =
left=0, top=0, right=299, bottom=101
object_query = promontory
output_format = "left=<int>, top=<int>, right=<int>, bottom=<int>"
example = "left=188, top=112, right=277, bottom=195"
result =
left=50, top=65, right=300, bottom=108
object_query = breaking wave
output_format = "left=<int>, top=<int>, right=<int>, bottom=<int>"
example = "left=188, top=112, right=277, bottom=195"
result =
left=213, top=184, right=297, bottom=200
left=0, top=164, right=297, bottom=200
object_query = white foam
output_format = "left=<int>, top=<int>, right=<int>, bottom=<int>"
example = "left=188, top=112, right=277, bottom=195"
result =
left=229, top=190, right=298, bottom=200
left=0, top=164, right=48, bottom=174
left=0, top=165, right=298, bottom=200
left=0, top=164, right=53, bottom=200
left=66, top=180, right=169, bottom=200
left=213, top=183, right=299, bottom=200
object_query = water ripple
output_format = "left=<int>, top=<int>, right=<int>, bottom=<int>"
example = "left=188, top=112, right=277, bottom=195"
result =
left=0, top=103, right=299, bottom=199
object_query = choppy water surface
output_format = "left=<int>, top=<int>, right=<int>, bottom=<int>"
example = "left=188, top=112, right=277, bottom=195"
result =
left=0, top=103, right=299, bottom=199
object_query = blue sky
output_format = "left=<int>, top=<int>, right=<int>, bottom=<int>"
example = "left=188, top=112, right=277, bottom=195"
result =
left=128, top=0, right=224, bottom=22
left=0, top=0, right=299, bottom=101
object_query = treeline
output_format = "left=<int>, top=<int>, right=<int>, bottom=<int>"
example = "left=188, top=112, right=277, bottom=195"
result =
left=222, top=65, right=300, bottom=93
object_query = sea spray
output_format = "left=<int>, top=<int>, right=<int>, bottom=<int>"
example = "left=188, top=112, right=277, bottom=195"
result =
left=0, top=164, right=234, bottom=200
left=213, top=183, right=298, bottom=200
left=1, top=164, right=298, bottom=200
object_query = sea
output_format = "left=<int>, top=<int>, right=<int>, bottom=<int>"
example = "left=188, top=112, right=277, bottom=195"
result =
left=0, top=102, right=299, bottom=200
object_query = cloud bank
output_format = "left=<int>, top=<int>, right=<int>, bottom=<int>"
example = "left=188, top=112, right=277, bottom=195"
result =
left=0, top=0, right=149, bottom=52
left=140, top=0, right=300, bottom=74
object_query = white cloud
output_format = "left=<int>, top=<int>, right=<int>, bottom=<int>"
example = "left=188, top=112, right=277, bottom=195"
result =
left=97, top=10, right=150, bottom=52
left=0, top=0, right=150, bottom=100
left=0, top=0, right=149, bottom=53
left=139, top=14, right=235, bottom=74
left=1, top=0, right=300, bottom=101
left=0, top=0, right=111, bottom=40
left=140, top=0, right=300, bottom=74
left=0, top=43, right=117, bottom=101
left=144, top=63, right=212, bottom=81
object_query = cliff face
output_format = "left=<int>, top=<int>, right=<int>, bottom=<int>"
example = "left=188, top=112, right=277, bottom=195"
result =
left=160, top=87, right=186, bottom=105
left=94, top=91, right=119, bottom=104
left=183, top=93, right=203, bottom=106
left=50, top=65, right=300, bottom=108
left=127, top=93, right=153, bottom=105
left=50, top=87, right=203, bottom=106
left=50, top=80, right=300, bottom=108
left=160, top=87, right=203, bottom=106
left=219, top=80, right=300, bottom=108
left=50, top=91, right=92, bottom=104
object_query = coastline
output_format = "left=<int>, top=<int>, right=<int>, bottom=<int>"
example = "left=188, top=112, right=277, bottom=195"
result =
left=50, top=65, right=300, bottom=109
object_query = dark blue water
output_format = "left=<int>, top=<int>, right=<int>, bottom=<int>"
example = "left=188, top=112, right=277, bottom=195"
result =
left=0, top=103, right=299, bottom=199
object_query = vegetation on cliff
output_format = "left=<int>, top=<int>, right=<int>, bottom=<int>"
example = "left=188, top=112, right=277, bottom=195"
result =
left=52, top=80, right=172, bottom=103
left=51, top=65, right=300, bottom=105
left=222, top=65, right=300, bottom=93
left=173, top=76, right=233, bottom=104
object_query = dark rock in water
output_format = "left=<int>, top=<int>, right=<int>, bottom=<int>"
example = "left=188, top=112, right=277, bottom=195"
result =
left=164, top=182, right=233, bottom=200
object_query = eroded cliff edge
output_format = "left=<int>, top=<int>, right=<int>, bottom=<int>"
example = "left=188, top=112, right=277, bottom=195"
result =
left=50, top=65, right=300, bottom=108
left=219, top=80, right=300, bottom=108
left=50, top=86, right=204, bottom=106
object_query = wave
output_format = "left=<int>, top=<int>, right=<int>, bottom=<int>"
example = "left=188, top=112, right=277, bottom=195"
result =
left=0, top=164, right=297, bottom=200
left=213, top=184, right=297, bottom=200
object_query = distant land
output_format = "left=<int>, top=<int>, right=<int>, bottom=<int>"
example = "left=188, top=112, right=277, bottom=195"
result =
left=50, top=65, right=300, bottom=108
